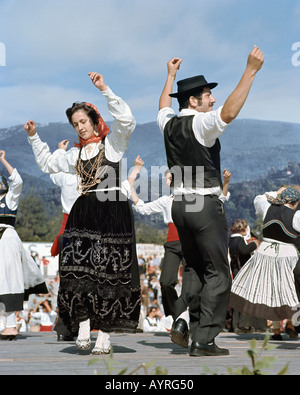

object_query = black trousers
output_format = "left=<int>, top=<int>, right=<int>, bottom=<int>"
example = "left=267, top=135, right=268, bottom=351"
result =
left=172, top=194, right=232, bottom=344
left=160, top=240, right=189, bottom=319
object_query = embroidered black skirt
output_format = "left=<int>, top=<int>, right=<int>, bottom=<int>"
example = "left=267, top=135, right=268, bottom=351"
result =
left=57, top=190, right=141, bottom=334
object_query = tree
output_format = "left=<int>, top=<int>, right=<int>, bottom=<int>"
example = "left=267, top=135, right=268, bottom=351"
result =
left=15, top=189, right=62, bottom=242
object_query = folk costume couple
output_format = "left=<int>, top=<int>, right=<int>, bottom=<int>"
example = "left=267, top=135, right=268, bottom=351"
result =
left=21, top=46, right=265, bottom=356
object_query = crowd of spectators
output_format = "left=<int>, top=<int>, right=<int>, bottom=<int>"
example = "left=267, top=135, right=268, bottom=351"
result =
left=0, top=252, right=179, bottom=334
left=1, top=246, right=289, bottom=336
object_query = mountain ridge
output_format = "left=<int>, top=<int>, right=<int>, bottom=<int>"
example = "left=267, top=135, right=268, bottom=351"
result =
left=0, top=117, right=299, bottom=184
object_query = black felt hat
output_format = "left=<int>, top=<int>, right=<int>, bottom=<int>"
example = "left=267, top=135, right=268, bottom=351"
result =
left=169, top=75, right=218, bottom=98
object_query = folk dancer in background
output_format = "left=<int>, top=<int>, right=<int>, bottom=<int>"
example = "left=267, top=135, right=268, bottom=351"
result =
left=0, top=150, right=47, bottom=341
left=230, top=187, right=300, bottom=340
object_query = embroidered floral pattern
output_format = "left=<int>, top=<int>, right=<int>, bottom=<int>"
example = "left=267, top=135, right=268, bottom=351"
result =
left=58, top=228, right=141, bottom=333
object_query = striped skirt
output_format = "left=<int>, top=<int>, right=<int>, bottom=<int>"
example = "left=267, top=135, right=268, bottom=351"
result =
left=230, top=239, right=299, bottom=321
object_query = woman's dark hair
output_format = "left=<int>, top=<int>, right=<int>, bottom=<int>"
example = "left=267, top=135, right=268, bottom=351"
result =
left=230, top=219, right=248, bottom=235
left=66, top=102, right=99, bottom=126
left=178, top=88, right=204, bottom=111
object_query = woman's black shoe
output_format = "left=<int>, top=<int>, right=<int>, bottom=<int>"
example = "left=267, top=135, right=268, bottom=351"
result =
left=0, top=334, right=17, bottom=341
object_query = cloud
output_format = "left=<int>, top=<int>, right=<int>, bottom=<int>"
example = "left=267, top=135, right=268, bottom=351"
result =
left=0, top=0, right=244, bottom=77
left=0, top=83, right=105, bottom=126
left=1, top=0, right=300, bottom=128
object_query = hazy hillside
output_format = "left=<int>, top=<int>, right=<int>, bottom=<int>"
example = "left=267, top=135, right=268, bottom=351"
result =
left=0, top=118, right=299, bottom=184
left=1, top=118, right=299, bottom=241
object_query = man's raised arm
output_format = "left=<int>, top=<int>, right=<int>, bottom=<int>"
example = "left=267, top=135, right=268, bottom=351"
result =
left=159, top=57, right=182, bottom=110
left=220, top=45, right=264, bottom=124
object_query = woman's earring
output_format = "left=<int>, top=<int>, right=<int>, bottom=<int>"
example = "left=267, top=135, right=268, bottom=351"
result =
left=94, top=130, right=99, bottom=136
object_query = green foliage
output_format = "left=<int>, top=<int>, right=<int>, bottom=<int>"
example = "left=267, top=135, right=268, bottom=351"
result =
left=89, top=333, right=288, bottom=376
left=227, top=332, right=289, bottom=375
left=14, top=162, right=300, bottom=244
left=15, top=189, right=62, bottom=242
left=202, top=333, right=289, bottom=376
left=135, top=221, right=167, bottom=245
left=88, top=347, right=168, bottom=375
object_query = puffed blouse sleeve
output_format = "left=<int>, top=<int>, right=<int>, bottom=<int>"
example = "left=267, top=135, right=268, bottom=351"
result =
left=5, top=168, right=23, bottom=211
left=27, top=133, right=78, bottom=174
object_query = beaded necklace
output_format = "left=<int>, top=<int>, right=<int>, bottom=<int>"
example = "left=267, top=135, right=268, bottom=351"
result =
left=75, top=143, right=106, bottom=195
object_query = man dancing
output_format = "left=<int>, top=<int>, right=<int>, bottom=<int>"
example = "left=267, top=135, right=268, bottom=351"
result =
left=158, top=46, right=264, bottom=356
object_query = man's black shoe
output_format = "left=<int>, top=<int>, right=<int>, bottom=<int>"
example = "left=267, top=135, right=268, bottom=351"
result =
left=189, top=341, right=229, bottom=357
left=171, top=318, right=189, bottom=348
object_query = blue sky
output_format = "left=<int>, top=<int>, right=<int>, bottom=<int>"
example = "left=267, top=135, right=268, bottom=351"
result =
left=0, top=0, right=300, bottom=128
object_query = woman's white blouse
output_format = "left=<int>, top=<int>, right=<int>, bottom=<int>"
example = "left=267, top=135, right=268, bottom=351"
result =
left=0, top=168, right=23, bottom=212
left=27, top=86, right=136, bottom=175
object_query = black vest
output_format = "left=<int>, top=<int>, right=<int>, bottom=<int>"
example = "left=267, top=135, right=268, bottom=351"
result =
left=0, top=196, right=18, bottom=226
left=76, top=147, right=120, bottom=192
left=163, top=115, right=222, bottom=189
left=263, top=205, right=299, bottom=244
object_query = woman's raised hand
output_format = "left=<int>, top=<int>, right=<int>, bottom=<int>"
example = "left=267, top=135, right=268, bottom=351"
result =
left=88, top=72, right=108, bottom=91
left=58, top=140, right=69, bottom=151
left=0, top=150, right=6, bottom=161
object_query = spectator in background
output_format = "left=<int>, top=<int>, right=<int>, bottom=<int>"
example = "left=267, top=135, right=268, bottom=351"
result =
left=143, top=306, right=173, bottom=333
left=15, top=311, right=27, bottom=333
left=30, top=299, right=57, bottom=332
left=41, top=256, right=50, bottom=278
left=138, top=254, right=147, bottom=277
left=229, top=219, right=258, bottom=279
left=228, top=219, right=267, bottom=333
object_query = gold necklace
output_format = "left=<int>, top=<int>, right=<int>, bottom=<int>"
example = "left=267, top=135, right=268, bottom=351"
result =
left=75, top=144, right=105, bottom=195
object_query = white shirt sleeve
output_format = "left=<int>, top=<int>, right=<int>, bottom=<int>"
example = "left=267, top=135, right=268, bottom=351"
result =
left=50, top=172, right=79, bottom=214
left=134, top=197, right=165, bottom=215
left=192, top=106, right=229, bottom=147
left=50, top=173, right=64, bottom=187
left=120, top=180, right=131, bottom=199
left=5, top=168, right=23, bottom=211
left=293, top=211, right=300, bottom=233
left=28, top=133, right=78, bottom=174
left=218, top=191, right=230, bottom=203
left=103, top=87, right=136, bottom=162
left=157, top=107, right=176, bottom=133
left=133, top=195, right=172, bottom=224
left=254, top=191, right=277, bottom=219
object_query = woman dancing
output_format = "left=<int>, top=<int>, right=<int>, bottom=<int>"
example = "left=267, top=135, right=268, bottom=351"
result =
left=24, top=72, right=140, bottom=354
left=230, top=186, right=300, bottom=338
left=0, top=150, right=47, bottom=340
